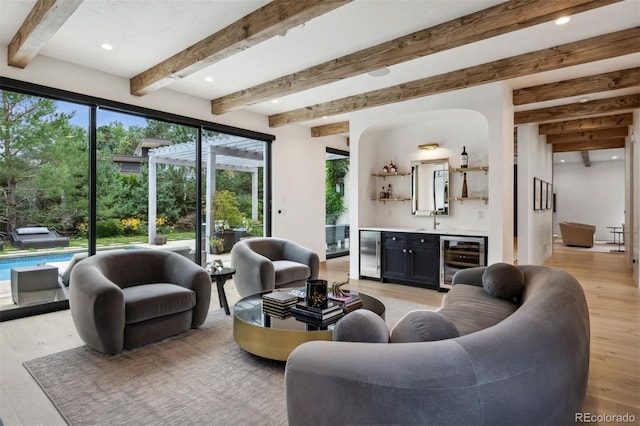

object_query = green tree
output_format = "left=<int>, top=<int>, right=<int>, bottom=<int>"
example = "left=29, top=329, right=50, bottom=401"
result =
left=0, top=91, right=81, bottom=235
left=213, top=190, right=244, bottom=229
left=326, top=158, right=349, bottom=225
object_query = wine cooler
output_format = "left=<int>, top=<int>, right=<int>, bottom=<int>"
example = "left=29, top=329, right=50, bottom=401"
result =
left=439, top=236, right=486, bottom=291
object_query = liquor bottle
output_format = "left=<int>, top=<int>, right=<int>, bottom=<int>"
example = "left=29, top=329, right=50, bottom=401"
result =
left=387, top=184, right=393, bottom=199
left=461, top=146, right=468, bottom=168
left=389, top=161, right=397, bottom=174
left=462, top=172, right=468, bottom=198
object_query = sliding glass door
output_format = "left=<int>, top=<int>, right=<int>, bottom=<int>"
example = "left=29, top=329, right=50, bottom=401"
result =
left=0, top=78, right=274, bottom=321
left=326, top=149, right=350, bottom=258
left=0, top=91, right=89, bottom=318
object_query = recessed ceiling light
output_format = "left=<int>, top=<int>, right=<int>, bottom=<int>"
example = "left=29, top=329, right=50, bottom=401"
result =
left=579, top=97, right=589, bottom=103
left=271, top=99, right=279, bottom=104
left=612, top=156, right=618, bottom=159
left=368, top=67, right=390, bottom=77
left=555, top=16, right=570, bottom=25
left=204, top=76, right=214, bottom=83
left=560, top=159, right=565, bottom=163
left=101, top=43, right=113, bottom=51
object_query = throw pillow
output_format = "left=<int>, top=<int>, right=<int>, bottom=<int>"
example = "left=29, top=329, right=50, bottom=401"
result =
left=390, top=310, right=459, bottom=343
left=333, top=309, right=389, bottom=343
left=482, top=262, right=525, bottom=300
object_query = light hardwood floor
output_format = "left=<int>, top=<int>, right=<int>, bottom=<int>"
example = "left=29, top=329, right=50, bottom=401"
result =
left=0, top=247, right=638, bottom=425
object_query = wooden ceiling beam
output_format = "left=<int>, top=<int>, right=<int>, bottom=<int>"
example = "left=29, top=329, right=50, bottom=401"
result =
left=211, top=0, right=620, bottom=114
left=539, top=113, right=632, bottom=134
left=513, top=67, right=640, bottom=105
left=515, top=93, right=640, bottom=124
left=580, top=151, right=591, bottom=167
left=552, top=138, right=626, bottom=153
left=8, top=0, right=84, bottom=69
left=269, top=27, right=640, bottom=127
left=311, top=121, right=349, bottom=137
left=130, top=0, right=350, bottom=96
left=546, top=127, right=629, bottom=144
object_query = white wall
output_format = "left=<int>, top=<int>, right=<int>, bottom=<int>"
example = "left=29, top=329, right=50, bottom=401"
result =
left=349, top=83, right=515, bottom=278
left=517, top=124, right=553, bottom=265
left=632, top=111, right=639, bottom=286
left=0, top=51, right=347, bottom=261
left=554, top=160, right=625, bottom=241
left=359, top=110, right=489, bottom=231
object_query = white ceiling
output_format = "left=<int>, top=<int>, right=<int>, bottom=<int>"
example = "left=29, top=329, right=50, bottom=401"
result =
left=1, top=0, right=638, bottom=163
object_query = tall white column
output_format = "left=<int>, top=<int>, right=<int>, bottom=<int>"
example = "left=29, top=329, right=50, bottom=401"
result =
left=205, top=145, right=216, bottom=241
left=252, top=169, right=258, bottom=220
left=148, top=155, right=157, bottom=244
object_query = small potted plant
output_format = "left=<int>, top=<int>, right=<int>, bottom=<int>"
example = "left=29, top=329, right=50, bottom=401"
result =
left=209, top=237, right=225, bottom=254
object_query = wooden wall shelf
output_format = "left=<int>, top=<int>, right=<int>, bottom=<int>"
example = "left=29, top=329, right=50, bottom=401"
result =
left=450, top=196, right=488, bottom=204
left=451, top=166, right=488, bottom=174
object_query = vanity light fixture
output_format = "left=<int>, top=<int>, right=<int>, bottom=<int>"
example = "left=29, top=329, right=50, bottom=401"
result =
left=418, top=143, right=439, bottom=150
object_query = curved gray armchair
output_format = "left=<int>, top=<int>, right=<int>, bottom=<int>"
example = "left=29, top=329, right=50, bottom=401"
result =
left=230, top=237, right=319, bottom=297
left=69, top=249, right=211, bottom=354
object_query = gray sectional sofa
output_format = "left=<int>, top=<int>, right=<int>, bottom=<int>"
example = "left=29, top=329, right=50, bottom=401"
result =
left=285, top=264, right=590, bottom=425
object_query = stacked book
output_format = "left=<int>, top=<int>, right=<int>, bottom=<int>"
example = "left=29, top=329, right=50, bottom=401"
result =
left=328, top=291, right=363, bottom=314
left=290, top=301, right=344, bottom=327
left=262, top=290, right=298, bottom=319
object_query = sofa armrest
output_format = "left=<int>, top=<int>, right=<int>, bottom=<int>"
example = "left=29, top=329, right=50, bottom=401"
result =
left=451, top=266, right=486, bottom=287
left=69, top=263, right=125, bottom=354
left=282, top=241, right=320, bottom=279
left=164, top=253, right=211, bottom=327
left=286, top=340, right=477, bottom=425
left=231, top=243, right=276, bottom=297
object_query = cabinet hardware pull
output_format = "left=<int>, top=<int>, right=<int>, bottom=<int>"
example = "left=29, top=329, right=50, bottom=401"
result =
left=420, top=239, right=425, bottom=243
left=409, top=249, right=413, bottom=254
left=402, top=248, right=406, bottom=253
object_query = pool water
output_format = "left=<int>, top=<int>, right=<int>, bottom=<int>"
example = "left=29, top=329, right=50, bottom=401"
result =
left=0, top=253, right=75, bottom=281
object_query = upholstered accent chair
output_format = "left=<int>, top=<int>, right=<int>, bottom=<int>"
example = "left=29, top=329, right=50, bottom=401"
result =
left=230, top=237, right=319, bottom=297
left=69, top=249, right=211, bottom=354
left=559, top=221, right=596, bottom=248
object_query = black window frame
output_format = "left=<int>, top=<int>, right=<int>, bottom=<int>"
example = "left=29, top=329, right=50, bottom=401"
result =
left=0, top=77, right=274, bottom=321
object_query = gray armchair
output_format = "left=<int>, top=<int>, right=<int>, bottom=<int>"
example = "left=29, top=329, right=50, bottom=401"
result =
left=69, top=249, right=211, bottom=354
left=230, top=237, right=319, bottom=297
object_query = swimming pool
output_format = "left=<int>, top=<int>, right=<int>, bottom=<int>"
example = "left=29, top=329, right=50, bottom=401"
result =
left=0, top=253, right=76, bottom=281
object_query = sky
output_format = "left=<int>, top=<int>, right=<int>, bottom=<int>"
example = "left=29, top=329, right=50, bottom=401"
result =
left=55, top=100, right=147, bottom=129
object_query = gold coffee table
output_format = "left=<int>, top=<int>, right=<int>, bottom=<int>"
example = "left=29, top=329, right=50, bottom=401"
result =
left=233, top=289, right=385, bottom=361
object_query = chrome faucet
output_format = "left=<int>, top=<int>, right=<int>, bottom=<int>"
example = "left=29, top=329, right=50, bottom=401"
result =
left=432, top=212, right=440, bottom=230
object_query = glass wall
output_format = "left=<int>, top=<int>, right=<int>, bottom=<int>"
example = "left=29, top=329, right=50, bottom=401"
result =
left=0, top=92, right=89, bottom=318
left=0, top=79, right=273, bottom=321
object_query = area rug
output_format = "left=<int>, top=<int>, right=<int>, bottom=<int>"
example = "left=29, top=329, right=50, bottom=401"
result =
left=24, top=297, right=436, bottom=426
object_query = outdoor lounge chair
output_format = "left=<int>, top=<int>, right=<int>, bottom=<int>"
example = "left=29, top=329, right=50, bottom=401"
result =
left=10, top=227, right=70, bottom=249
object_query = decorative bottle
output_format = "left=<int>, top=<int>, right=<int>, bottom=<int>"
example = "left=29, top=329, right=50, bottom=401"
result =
left=461, top=146, right=468, bottom=168
left=387, top=183, right=393, bottom=199
left=380, top=186, right=387, bottom=199
left=389, top=161, right=397, bottom=174
left=462, top=173, right=468, bottom=198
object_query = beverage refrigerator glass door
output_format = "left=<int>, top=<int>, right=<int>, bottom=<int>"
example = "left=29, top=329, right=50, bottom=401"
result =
left=439, top=236, right=485, bottom=291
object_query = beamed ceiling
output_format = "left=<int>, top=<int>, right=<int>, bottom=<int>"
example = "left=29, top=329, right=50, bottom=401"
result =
left=1, top=0, right=638, bottom=165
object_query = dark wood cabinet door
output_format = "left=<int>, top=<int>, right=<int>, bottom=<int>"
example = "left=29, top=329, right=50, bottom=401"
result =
left=382, top=233, right=407, bottom=280
left=407, top=234, right=439, bottom=289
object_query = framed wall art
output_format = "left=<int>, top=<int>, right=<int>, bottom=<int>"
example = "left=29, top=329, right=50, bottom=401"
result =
left=533, top=178, right=541, bottom=211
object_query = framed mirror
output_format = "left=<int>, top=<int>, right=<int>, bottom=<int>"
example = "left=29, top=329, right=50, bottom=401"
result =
left=411, top=158, right=449, bottom=216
